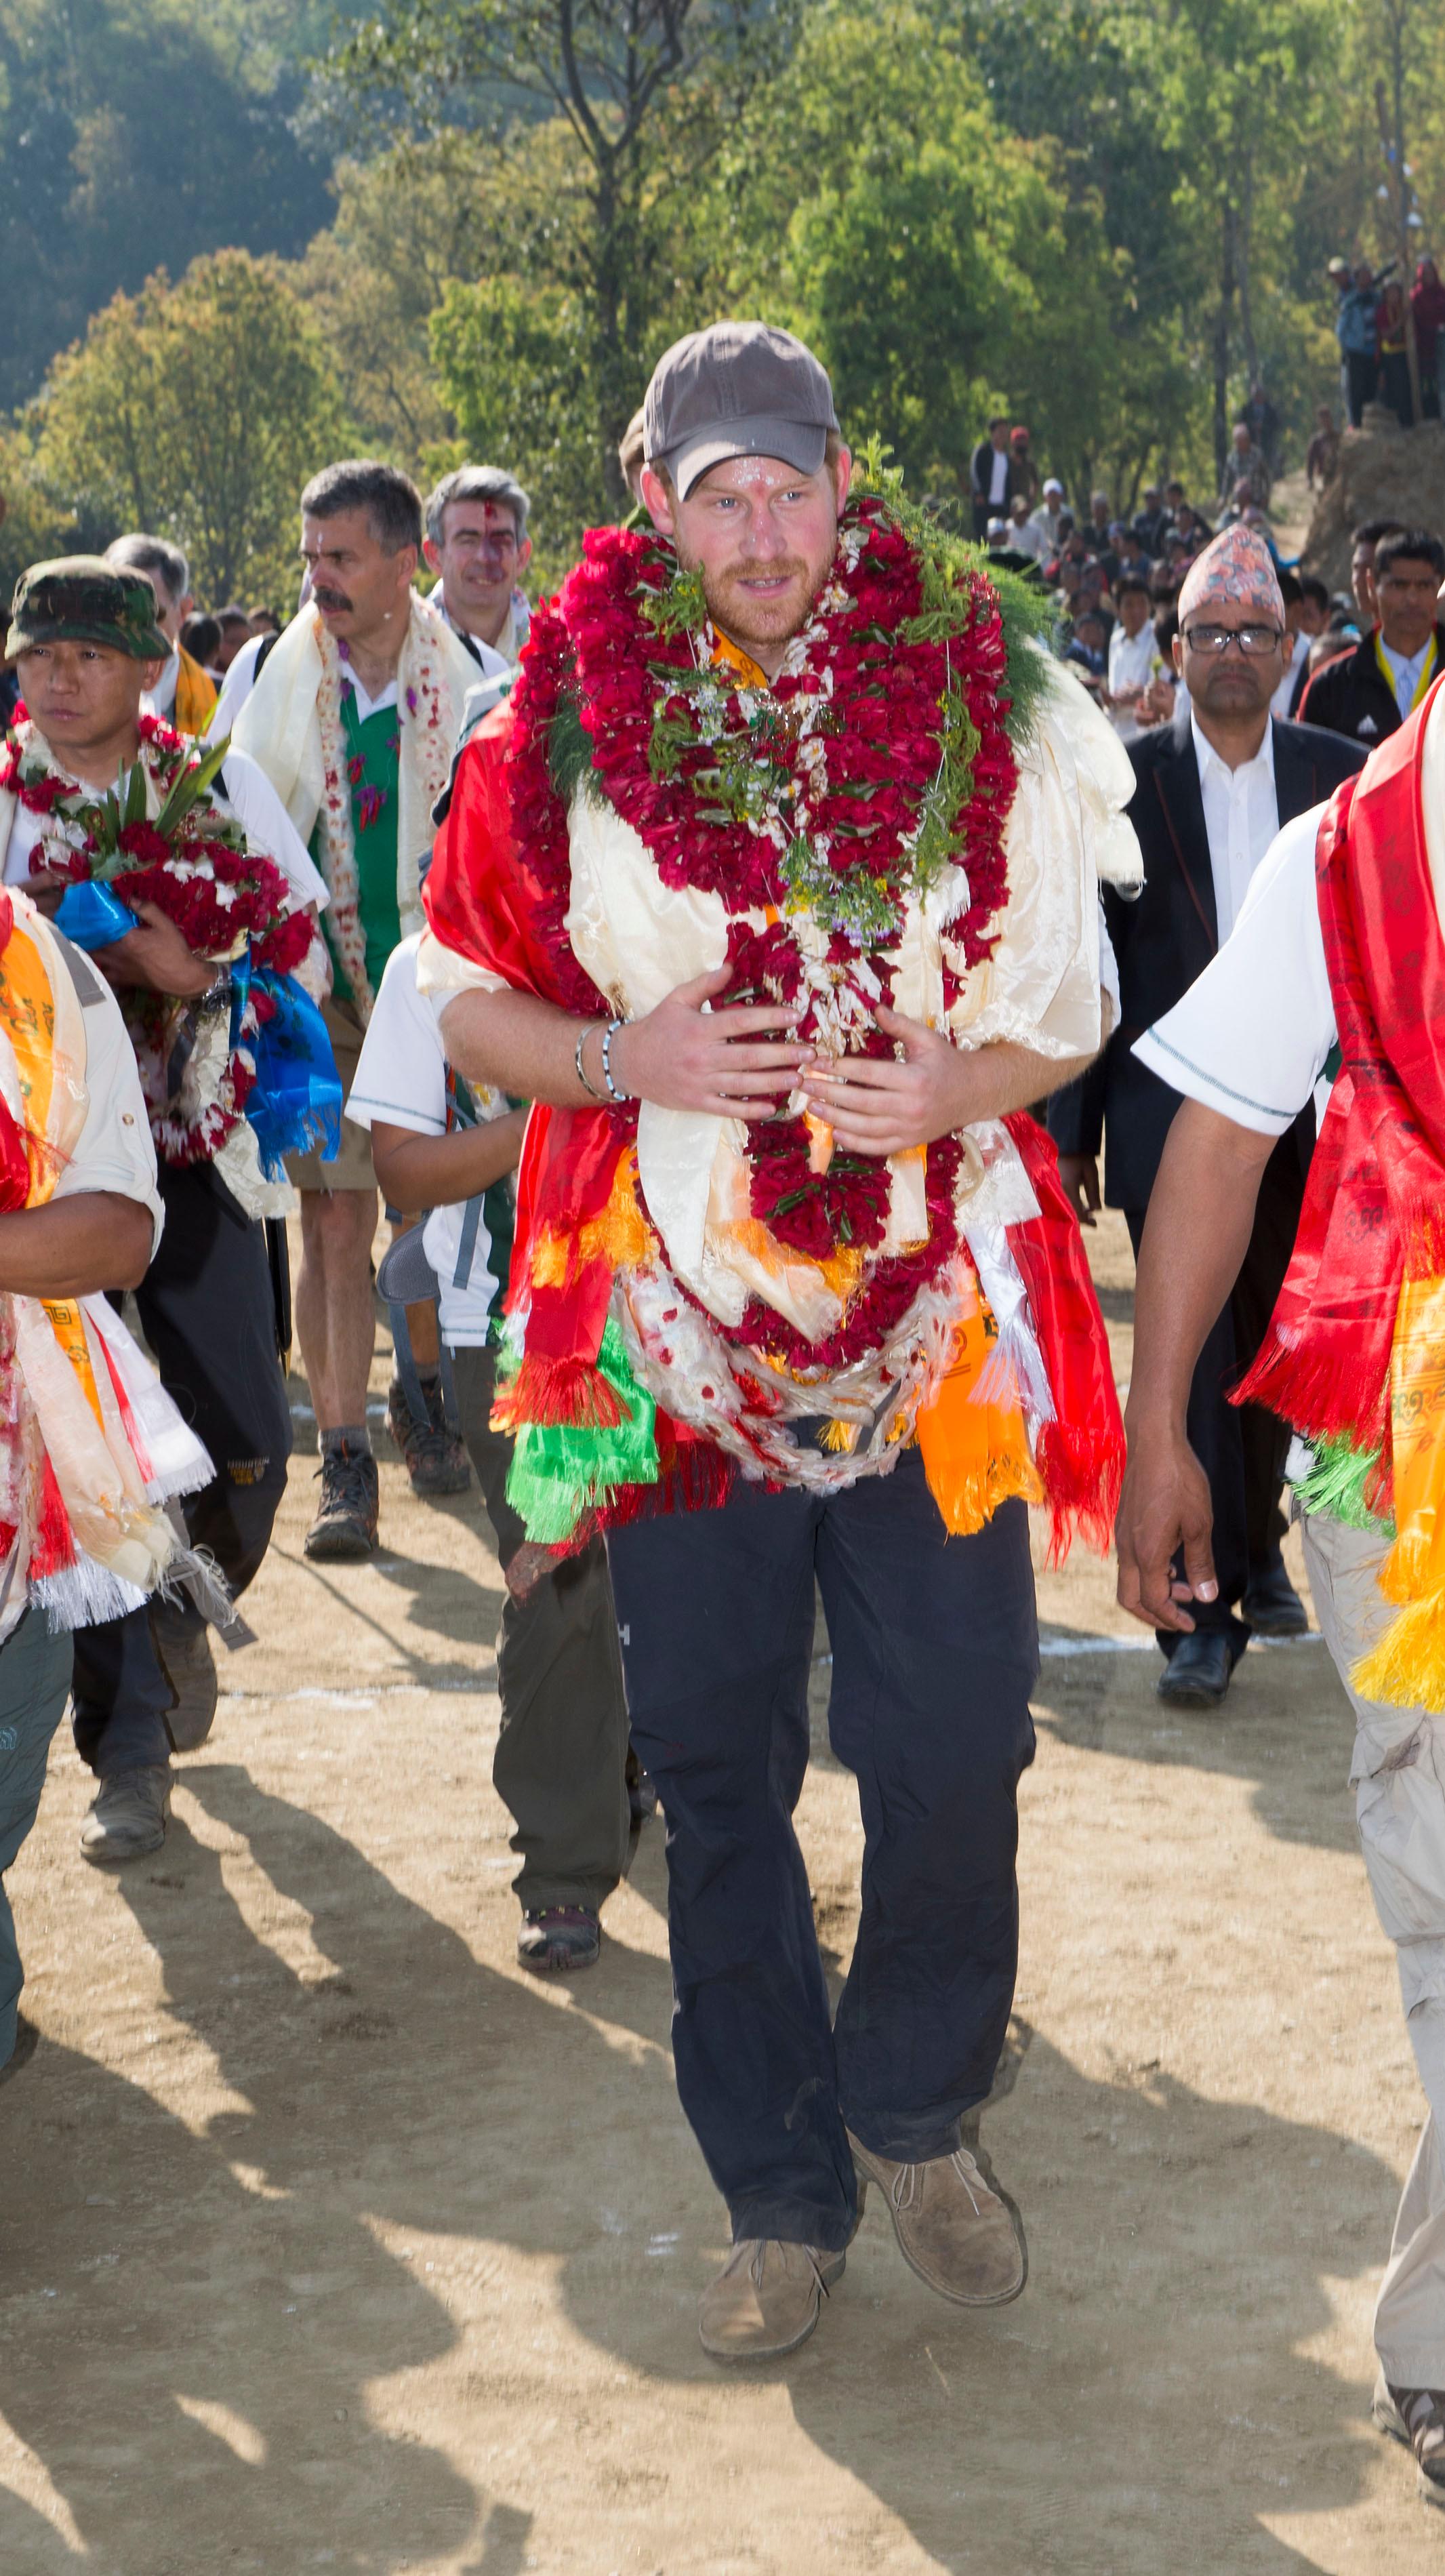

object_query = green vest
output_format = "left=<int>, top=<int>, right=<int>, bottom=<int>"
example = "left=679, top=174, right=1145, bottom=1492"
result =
left=318, top=690, right=401, bottom=1003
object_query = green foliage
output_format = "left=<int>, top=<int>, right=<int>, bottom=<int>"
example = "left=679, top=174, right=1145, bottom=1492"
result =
left=18, top=0, right=1445, bottom=595
left=429, top=275, right=600, bottom=586
left=30, top=252, right=352, bottom=606
left=0, top=0, right=341, bottom=412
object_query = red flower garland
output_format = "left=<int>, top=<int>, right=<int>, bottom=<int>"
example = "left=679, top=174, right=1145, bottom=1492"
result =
left=506, top=502, right=1023, bottom=1376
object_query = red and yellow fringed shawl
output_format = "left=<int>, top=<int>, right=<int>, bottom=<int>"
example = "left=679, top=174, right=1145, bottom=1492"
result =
left=1236, top=675, right=1445, bottom=1707
left=423, top=504, right=1126, bottom=1558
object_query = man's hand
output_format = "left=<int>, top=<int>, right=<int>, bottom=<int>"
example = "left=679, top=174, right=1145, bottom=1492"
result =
left=1116, top=1427, right=1219, bottom=1634
left=91, top=901, right=216, bottom=1001
left=798, top=1006, right=1091, bottom=1156
left=611, top=967, right=807, bottom=1119
left=798, top=1005, right=971, bottom=1154
left=1057, top=1151, right=1101, bottom=1228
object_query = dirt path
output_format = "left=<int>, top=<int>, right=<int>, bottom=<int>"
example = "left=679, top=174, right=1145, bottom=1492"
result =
left=0, top=1211, right=1438, bottom=2572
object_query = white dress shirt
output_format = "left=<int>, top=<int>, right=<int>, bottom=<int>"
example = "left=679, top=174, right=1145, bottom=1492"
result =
left=1379, top=634, right=1436, bottom=720
left=1107, top=622, right=1156, bottom=698
left=142, top=650, right=180, bottom=721
left=1189, top=713, right=1280, bottom=945
left=1268, top=630, right=1310, bottom=721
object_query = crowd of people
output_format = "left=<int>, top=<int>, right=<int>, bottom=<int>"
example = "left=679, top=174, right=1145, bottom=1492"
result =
left=5, top=315, right=1445, bottom=2509
left=1331, top=252, right=1445, bottom=428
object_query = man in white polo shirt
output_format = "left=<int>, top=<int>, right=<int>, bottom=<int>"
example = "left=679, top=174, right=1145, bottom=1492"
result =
left=1117, top=670, right=1445, bottom=2508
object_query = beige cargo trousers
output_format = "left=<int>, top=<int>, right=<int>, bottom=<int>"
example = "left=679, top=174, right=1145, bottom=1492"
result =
left=1303, top=1509, right=1445, bottom=2390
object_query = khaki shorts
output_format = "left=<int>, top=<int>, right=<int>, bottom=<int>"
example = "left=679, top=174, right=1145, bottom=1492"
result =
left=285, top=992, right=378, bottom=1194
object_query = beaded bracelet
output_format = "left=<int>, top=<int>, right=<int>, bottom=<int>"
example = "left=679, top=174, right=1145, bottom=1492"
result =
left=574, top=1024, right=605, bottom=1101
left=601, top=1016, right=631, bottom=1104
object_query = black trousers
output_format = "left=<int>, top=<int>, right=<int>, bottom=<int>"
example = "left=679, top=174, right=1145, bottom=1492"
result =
left=1345, top=350, right=1378, bottom=426
left=451, top=1345, right=631, bottom=1912
left=72, top=1163, right=291, bottom=1777
left=605, top=1455, right=1038, bottom=2253
left=1125, top=1135, right=1303, bottom=1662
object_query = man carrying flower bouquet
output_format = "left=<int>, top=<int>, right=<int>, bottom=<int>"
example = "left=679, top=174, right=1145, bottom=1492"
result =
left=419, top=322, right=1143, bottom=2359
left=1, top=557, right=333, bottom=1861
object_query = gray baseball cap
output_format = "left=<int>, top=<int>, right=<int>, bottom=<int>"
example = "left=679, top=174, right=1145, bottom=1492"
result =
left=643, top=321, right=840, bottom=501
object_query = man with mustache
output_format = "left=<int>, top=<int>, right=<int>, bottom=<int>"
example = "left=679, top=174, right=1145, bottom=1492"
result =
left=218, top=463, right=477, bottom=1556
left=418, top=323, right=1142, bottom=2358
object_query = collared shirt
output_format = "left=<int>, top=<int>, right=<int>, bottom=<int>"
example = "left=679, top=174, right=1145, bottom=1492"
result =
left=1107, top=622, right=1156, bottom=699
left=1377, top=630, right=1438, bottom=721
left=143, top=651, right=180, bottom=720
left=440, top=594, right=529, bottom=670
left=988, top=447, right=1010, bottom=506
left=1269, top=631, right=1311, bottom=721
left=343, top=671, right=399, bottom=725
left=1189, top=714, right=1280, bottom=944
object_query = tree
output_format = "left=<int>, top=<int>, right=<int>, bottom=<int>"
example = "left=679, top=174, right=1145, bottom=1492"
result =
left=0, top=0, right=337, bottom=410
left=32, top=251, right=351, bottom=605
left=323, top=0, right=792, bottom=512
left=724, top=5, right=1147, bottom=509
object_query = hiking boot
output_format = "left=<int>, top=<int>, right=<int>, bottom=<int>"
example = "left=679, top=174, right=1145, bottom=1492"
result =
left=0, top=2016, right=40, bottom=2089
left=698, top=2239, right=846, bottom=2362
left=79, top=1765, right=172, bottom=1866
left=150, top=1603, right=218, bottom=1753
left=1373, top=2373, right=1445, bottom=2505
left=849, top=2130, right=1027, bottom=2308
left=387, top=1377, right=471, bottom=1497
left=304, top=1443, right=380, bottom=1561
left=516, top=1906, right=601, bottom=1973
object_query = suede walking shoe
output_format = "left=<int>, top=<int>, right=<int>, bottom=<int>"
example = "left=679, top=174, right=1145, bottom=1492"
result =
left=698, top=2238, right=846, bottom=2361
left=849, top=2131, right=1027, bottom=2307
left=1373, top=2372, right=1445, bottom=2505
left=304, top=1444, right=380, bottom=1561
left=387, top=1377, right=471, bottom=1497
left=79, top=1765, right=171, bottom=1865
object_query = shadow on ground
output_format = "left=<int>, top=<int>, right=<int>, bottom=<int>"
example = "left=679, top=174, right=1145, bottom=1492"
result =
left=0, top=1757, right=1400, bottom=2575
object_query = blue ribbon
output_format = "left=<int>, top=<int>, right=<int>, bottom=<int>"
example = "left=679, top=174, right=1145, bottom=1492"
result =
left=232, top=953, right=343, bottom=1178
left=53, top=881, right=140, bottom=950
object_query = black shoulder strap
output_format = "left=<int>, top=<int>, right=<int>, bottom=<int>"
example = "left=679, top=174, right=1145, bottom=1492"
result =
left=48, top=927, right=108, bottom=1007
left=253, top=630, right=279, bottom=680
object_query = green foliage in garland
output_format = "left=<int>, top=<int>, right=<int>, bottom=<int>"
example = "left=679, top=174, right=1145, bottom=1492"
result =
left=850, top=437, right=1053, bottom=750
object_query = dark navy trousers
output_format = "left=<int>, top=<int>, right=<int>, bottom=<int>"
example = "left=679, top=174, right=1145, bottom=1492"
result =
left=605, top=1454, right=1038, bottom=2253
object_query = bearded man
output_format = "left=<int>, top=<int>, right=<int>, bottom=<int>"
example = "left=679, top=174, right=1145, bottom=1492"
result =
left=420, top=323, right=1142, bottom=2360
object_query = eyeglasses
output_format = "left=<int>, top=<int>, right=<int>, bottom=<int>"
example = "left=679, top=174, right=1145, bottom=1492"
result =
left=1181, top=622, right=1285, bottom=656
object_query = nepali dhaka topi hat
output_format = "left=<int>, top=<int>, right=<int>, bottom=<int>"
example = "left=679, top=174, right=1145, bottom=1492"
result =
left=1177, top=525, right=1285, bottom=626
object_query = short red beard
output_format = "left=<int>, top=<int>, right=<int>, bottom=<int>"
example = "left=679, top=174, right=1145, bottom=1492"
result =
left=688, top=548, right=834, bottom=654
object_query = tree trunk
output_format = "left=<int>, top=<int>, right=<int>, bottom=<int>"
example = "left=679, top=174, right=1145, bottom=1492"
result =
left=1237, top=153, right=1259, bottom=390
left=1213, top=199, right=1236, bottom=491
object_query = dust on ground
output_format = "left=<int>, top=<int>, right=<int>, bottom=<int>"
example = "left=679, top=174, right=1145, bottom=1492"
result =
left=0, top=1209, right=1436, bottom=2573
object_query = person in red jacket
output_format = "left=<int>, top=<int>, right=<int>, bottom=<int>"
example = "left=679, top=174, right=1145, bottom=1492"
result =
left=1412, top=258, right=1445, bottom=422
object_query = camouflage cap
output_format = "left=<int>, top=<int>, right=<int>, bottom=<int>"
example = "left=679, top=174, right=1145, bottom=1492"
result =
left=6, top=556, right=171, bottom=662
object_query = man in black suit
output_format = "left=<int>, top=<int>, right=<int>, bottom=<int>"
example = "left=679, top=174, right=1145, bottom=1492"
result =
left=1298, top=525, right=1445, bottom=748
left=1049, top=525, right=1365, bottom=1706
left=969, top=416, right=1019, bottom=540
